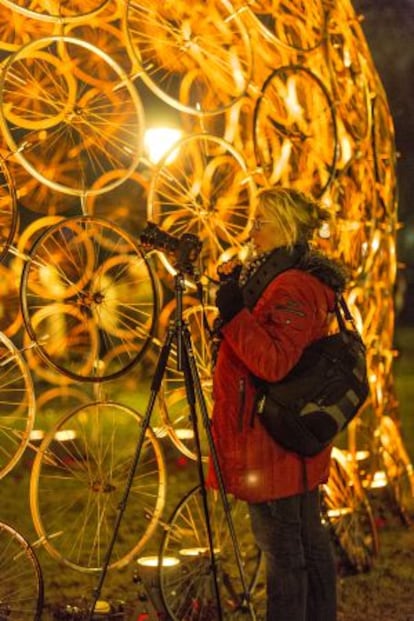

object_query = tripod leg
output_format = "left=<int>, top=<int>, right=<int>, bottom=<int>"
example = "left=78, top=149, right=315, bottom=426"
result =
left=87, top=328, right=176, bottom=620
left=179, top=342, right=224, bottom=621
left=181, top=325, right=257, bottom=620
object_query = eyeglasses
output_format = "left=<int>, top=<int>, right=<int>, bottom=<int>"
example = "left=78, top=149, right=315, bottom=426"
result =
left=249, top=217, right=274, bottom=231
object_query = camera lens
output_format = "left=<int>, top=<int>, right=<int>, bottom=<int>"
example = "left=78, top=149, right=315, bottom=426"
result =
left=139, top=222, right=179, bottom=254
left=139, top=222, right=202, bottom=274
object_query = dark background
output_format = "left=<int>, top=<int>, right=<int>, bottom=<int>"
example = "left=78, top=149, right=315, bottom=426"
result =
left=353, top=0, right=414, bottom=324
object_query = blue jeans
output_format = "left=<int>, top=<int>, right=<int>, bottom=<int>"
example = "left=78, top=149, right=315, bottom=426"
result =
left=248, top=488, right=336, bottom=621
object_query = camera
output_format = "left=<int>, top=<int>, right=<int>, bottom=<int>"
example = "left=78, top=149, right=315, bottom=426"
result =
left=139, top=222, right=202, bottom=274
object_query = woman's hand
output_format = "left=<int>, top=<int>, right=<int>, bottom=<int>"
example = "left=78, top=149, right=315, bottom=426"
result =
left=215, top=280, right=244, bottom=322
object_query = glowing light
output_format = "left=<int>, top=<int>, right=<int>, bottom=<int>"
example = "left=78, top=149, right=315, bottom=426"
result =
left=137, top=555, right=179, bottom=568
left=54, top=429, right=77, bottom=442
left=319, top=221, right=331, bottom=239
left=326, top=507, right=352, bottom=518
left=343, top=47, right=352, bottom=68
left=369, top=470, right=388, bottom=489
left=94, top=601, right=111, bottom=614
left=175, top=428, right=195, bottom=440
left=271, top=139, right=292, bottom=182
left=38, top=265, right=65, bottom=297
left=341, top=134, right=353, bottom=163
left=346, top=450, right=370, bottom=461
left=285, top=77, right=302, bottom=118
left=355, top=450, right=370, bottom=461
left=371, top=231, right=381, bottom=252
left=230, top=53, right=245, bottom=90
left=179, top=547, right=221, bottom=557
left=144, top=127, right=183, bottom=164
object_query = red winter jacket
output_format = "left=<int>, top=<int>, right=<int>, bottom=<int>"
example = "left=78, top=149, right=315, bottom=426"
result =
left=206, top=268, right=336, bottom=503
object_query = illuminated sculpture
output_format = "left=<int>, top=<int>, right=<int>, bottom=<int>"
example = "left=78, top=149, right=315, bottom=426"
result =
left=0, top=0, right=410, bottom=617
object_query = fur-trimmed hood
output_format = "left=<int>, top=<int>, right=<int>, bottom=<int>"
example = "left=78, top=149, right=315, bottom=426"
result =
left=297, top=249, right=348, bottom=294
left=242, top=244, right=348, bottom=310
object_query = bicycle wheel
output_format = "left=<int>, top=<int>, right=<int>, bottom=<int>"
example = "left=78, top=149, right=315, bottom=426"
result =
left=21, top=216, right=158, bottom=382
left=0, top=0, right=109, bottom=23
left=0, top=36, right=144, bottom=196
left=124, top=0, right=252, bottom=115
left=22, top=305, right=100, bottom=385
left=11, top=215, right=65, bottom=285
left=0, top=520, right=43, bottom=620
left=35, top=384, right=93, bottom=429
left=159, top=485, right=262, bottom=620
left=322, top=447, right=379, bottom=574
left=0, top=263, right=22, bottom=337
left=379, top=415, right=414, bottom=527
left=325, top=6, right=372, bottom=142
left=30, top=401, right=166, bottom=572
left=7, top=154, right=80, bottom=216
left=0, top=155, right=17, bottom=261
left=83, top=168, right=150, bottom=240
left=371, top=88, right=398, bottom=219
left=147, top=134, right=256, bottom=278
left=158, top=304, right=217, bottom=460
left=0, top=331, right=36, bottom=479
left=236, top=0, right=326, bottom=52
left=61, top=18, right=133, bottom=76
left=0, top=2, right=56, bottom=52
left=253, top=64, right=338, bottom=197
left=326, top=154, right=378, bottom=280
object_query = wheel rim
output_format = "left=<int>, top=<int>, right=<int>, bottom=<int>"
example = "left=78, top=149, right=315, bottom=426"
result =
left=323, top=448, right=379, bottom=573
left=147, top=134, right=256, bottom=279
left=159, top=485, right=262, bottom=620
left=124, top=0, right=253, bottom=115
left=30, top=401, right=166, bottom=572
left=0, top=521, right=43, bottom=620
left=253, top=64, right=338, bottom=197
left=21, top=216, right=159, bottom=382
left=0, top=332, right=35, bottom=479
left=0, top=36, right=144, bottom=196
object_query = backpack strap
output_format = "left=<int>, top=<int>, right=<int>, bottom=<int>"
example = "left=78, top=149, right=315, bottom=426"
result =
left=334, top=294, right=359, bottom=333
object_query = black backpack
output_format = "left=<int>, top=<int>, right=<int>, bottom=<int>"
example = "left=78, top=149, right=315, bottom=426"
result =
left=253, top=295, right=369, bottom=456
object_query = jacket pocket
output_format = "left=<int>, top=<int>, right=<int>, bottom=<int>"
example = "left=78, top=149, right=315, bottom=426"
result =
left=237, top=377, right=246, bottom=432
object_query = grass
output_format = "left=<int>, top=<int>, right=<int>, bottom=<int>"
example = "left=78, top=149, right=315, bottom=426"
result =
left=337, top=524, right=414, bottom=621
left=1, top=326, right=414, bottom=619
left=394, top=325, right=414, bottom=458
left=336, top=323, right=414, bottom=621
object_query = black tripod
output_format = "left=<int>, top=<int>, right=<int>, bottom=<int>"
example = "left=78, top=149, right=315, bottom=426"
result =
left=87, top=267, right=257, bottom=621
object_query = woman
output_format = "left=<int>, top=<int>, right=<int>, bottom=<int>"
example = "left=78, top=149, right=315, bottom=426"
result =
left=207, top=187, right=347, bottom=621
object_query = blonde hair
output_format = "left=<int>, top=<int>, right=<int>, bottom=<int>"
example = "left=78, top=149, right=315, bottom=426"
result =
left=256, top=187, right=330, bottom=247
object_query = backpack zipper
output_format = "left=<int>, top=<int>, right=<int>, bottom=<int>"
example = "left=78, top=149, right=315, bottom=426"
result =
left=237, top=377, right=246, bottom=431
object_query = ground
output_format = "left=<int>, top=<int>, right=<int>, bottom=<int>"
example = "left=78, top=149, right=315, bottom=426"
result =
left=338, top=521, right=414, bottom=621
left=2, top=326, right=414, bottom=619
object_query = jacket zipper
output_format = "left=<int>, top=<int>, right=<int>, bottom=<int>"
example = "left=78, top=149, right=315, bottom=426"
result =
left=237, top=377, right=246, bottom=432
